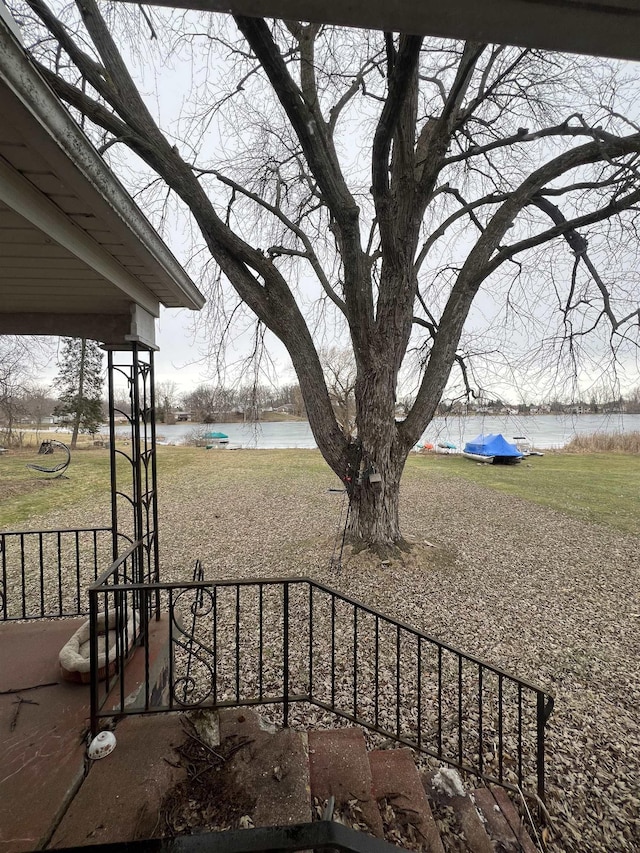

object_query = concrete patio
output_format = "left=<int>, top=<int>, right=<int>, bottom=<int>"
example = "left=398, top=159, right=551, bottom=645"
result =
left=0, top=619, right=179, bottom=852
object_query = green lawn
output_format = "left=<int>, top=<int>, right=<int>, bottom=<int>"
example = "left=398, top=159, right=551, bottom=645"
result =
left=405, top=451, right=640, bottom=535
left=2, top=444, right=639, bottom=536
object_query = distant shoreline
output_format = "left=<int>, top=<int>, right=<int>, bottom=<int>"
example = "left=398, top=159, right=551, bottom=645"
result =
left=4, top=410, right=640, bottom=452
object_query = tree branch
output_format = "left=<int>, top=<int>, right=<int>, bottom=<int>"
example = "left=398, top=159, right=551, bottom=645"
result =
left=414, top=187, right=510, bottom=273
left=415, top=41, right=487, bottom=201
left=401, top=133, right=640, bottom=449
left=371, top=33, right=422, bottom=204
left=443, top=116, right=637, bottom=167
left=195, top=167, right=347, bottom=314
left=489, top=184, right=640, bottom=274
left=233, top=16, right=359, bottom=233
left=26, top=0, right=114, bottom=103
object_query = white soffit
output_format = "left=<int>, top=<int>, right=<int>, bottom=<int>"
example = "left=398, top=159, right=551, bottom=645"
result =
left=0, top=7, right=204, bottom=344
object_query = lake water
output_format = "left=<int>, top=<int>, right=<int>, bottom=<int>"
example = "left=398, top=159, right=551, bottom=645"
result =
left=130, top=412, right=640, bottom=450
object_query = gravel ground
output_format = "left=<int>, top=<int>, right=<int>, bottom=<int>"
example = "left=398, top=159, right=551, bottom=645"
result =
left=10, top=450, right=640, bottom=853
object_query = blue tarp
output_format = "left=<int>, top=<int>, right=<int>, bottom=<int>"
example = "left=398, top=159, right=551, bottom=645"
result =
left=204, top=431, right=229, bottom=440
left=463, top=433, right=523, bottom=458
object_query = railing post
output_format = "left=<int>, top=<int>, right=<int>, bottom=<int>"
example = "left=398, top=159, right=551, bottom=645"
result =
left=308, top=583, right=313, bottom=702
left=89, top=587, right=99, bottom=736
left=537, top=691, right=546, bottom=805
left=283, top=581, right=289, bottom=727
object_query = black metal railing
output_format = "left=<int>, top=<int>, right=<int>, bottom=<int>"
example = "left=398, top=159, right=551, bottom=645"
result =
left=0, top=526, right=113, bottom=620
left=89, top=574, right=554, bottom=804
left=88, top=537, right=159, bottom=725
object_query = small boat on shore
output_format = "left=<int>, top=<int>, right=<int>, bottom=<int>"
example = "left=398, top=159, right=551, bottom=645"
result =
left=202, top=430, right=230, bottom=448
left=513, top=435, right=544, bottom=457
left=463, top=433, right=523, bottom=464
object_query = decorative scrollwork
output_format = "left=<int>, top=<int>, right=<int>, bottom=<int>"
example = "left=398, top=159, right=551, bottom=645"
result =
left=174, top=584, right=214, bottom=620
left=171, top=639, right=215, bottom=706
left=171, top=579, right=216, bottom=707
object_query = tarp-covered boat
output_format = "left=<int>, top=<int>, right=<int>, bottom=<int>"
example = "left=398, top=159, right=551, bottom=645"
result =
left=204, top=431, right=229, bottom=445
left=463, top=433, right=524, bottom=464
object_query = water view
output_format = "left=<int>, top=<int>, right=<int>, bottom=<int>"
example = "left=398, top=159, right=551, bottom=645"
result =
left=134, top=412, right=640, bottom=450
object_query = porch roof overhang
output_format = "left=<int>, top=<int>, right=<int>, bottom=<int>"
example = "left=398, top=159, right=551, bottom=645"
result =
left=132, top=0, right=640, bottom=62
left=0, top=4, right=204, bottom=349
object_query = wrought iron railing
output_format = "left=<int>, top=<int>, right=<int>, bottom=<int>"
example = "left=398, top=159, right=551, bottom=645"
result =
left=0, top=526, right=113, bottom=620
left=89, top=573, right=554, bottom=804
left=88, top=537, right=159, bottom=724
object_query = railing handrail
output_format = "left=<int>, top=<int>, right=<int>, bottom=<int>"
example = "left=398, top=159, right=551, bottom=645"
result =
left=90, top=571, right=554, bottom=802
left=91, top=537, right=145, bottom=587
left=0, top=525, right=112, bottom=537
left=89, top=573, right=554, bottom=702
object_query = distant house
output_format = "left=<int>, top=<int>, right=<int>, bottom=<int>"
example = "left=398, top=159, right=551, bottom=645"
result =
left=175, top=411, right=191, bottom=422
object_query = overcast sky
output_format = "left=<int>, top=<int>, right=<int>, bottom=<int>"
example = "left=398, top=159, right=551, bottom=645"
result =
left=154, top=305, right=298, bottom=394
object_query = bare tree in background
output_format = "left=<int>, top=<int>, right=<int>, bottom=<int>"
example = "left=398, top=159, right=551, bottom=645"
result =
left=321, top=347, right=357, bottom=438
left=0, top=335, right=52, bottom=444
left=156, top=380, right=180, bottom=423
left=17, top=0, right=640, bottom=549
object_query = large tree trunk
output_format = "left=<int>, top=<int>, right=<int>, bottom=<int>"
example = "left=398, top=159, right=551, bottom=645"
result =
left=346, top=442, right=406, bottom=548
left=344, top=359, right=410, bottom=550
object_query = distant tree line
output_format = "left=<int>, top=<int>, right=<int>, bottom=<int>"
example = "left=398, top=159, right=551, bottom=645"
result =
left=157, top=381, right=306, bottom=423
left=435, top=393, right=635, bottom=416
left=3, top=337, right=640, bottom=446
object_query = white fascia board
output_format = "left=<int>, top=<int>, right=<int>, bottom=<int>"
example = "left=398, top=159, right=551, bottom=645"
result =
left=0, top=157, right=160, bottom=317
left=0, top=14, right=205, bottom=311
left=0, top=1, right=23, bottom=46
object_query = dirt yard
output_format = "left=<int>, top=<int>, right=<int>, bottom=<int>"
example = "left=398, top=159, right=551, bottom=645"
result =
left=10, top=448, right=639, bottom=852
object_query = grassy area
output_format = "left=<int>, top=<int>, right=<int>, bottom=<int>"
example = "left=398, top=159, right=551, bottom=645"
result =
left=564, top=429, right=640, bottom=453
left=0, top=446, right=111, bottom=528
left=2, top=441, right=640, bottom=536
left=406, top=450, right=640, bottom=535
left=0, top=446, right=332, bottom=529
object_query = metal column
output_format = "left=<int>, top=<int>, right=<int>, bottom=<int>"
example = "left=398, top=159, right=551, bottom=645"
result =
left=106, top=344, right=160, bottom=606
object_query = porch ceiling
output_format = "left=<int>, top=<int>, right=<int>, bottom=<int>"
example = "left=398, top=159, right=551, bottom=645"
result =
left=132, top=0, right=640, bottom=62
left=0, top=6, right=204, bottom=347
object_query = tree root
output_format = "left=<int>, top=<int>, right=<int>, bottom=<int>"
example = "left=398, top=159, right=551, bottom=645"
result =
left=345, top=536, right=413, bottom=561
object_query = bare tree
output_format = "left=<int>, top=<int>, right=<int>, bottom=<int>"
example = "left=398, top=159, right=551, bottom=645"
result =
left=22, top=384, right=56, bottom=435
left=18, top=1, right=640, bottom=548
left=321, top=347, right=357, bottom=438
left=156, top=380, right=180, bottom=423
left=236, top=383, right=270, bottom=421
left=0, top=335, right=52, bottom=444
left=183, top=384, right=218, bottom=422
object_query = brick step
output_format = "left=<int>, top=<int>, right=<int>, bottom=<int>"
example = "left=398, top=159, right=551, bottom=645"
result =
left=308, top=726, right=538, bottom=853
left=308, top=727, right=384, bottom=837
left=217, top=708, right=312, bottom=829
left=369, top=748, right=444, bottom=853
left=424, top=769, right=494, bottom=853
left=117, top=710, right=538, bottom=853
left=472, top=786, right=538, bottom=853
left=25, top=678, right=541, bottom=853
